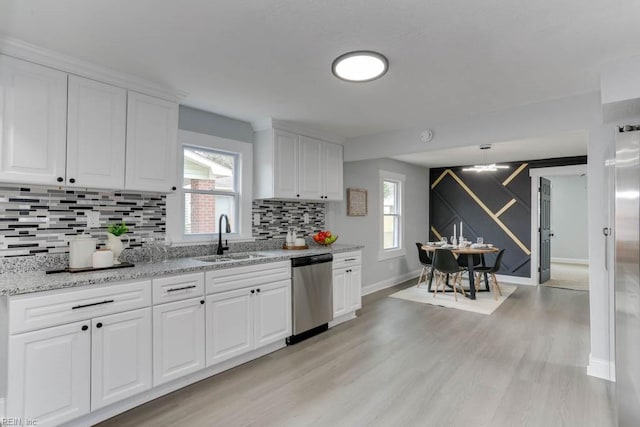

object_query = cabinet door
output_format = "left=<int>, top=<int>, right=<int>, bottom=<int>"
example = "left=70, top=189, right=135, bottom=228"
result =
left=7, top=321, right=91, bottom=426
left=91, top=308, right=152, bottom=410
left=153, top=298, right=206, bottom=386
left=0, top=55, right=67, bottom=185
left=254, top=279, right=291, bottom=348
left=273, top=129, right=299, bottom=198
left=67, top=75, right=126, bottom=189
left=125, top=91, right=178, bottom=192
left=298, top=136, right=323, bottom=200
left=348, top=266, right=362, bottom=312
left=322, top=142, right=344, bottom=200
left=206, top=288, right=253, bottom=366
left=332, top=268, right=348, bottom=318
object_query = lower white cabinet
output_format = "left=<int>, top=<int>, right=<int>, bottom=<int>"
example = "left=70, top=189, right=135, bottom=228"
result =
left=206, top=279, right=290, bottom=366
left=7, top=321, right=91, bottom=427
left=332, top=252, right=362, bottom=319
left=332, top=267, right=348, bottom=318
left=91, top=308, right=152, bottom=410
left=153, top=297, right=206, bottom=386
left=347, top=266, right=362, bottom=312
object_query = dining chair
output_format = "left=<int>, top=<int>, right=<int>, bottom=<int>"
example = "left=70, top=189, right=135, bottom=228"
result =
left=474, top=249, right=506, bottom=300
left=432, top=249, right=466, bottom=301
left=415, top=243, right=433, bottom=288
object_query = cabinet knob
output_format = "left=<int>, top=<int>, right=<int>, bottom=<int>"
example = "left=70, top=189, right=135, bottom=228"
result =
left=69, top=178, right=76, bottom=184
left=256, top=288, right=261, bottom=293
left=251, top=289, right=255, bottom=294
left=57, top=177, right=64, bottom=183
left=96, top=322, right=103, bottom=328
left=200, top=300, right=205, bottom=304
left=81, top=325, right=88, bottom=331
left=172, top=186, right=177, bottom=191
left=296, top=194, right=300, bottom=198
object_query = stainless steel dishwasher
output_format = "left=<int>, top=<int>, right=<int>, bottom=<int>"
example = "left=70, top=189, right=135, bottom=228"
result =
left=286, top=253, right=333, bottom=345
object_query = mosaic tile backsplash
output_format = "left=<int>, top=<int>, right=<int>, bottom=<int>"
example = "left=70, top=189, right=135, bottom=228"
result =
left=252, top=199, right=325, bottom=240
left=0, top=186, right=166, bottom=257
left=0, top=186, right=326, bottom=272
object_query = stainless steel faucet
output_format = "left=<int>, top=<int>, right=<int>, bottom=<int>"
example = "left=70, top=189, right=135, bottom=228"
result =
left=216, top=214, right=231, bottom=255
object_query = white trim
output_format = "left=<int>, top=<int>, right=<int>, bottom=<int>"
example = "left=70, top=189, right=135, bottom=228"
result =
left=329, top=312, right=357, bottom=328
left=379, top=170, right=406, bottom=261
left=250, top=118, right=345, bottom=145
left=362, top=269, right=422, bottom=296
left=551, top=257, right=589, bottom=265
left=587, top=354, right=616, bottom=382
left=529, top=164, right=588, bottom=285
left=166, top=130, right=253, bottom=244
left=0, top=35, right=186, bottom=102
left=65, top=341, right=285, bottom=427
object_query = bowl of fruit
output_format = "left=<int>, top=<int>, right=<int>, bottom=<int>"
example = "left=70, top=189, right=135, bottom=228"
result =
left=312, top=230, right=338, bottom=246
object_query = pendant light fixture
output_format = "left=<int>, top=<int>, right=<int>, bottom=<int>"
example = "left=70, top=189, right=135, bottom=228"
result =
left=332, top=51, right=389, bottom=82
left=462, top=144, right=510, bottom=173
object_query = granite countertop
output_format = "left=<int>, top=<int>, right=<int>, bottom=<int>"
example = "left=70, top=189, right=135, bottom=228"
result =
left=0, top=244, right=364, bottom=296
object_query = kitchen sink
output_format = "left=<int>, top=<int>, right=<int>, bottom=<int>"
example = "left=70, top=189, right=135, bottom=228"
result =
left=194, top=252, right=269, bottom=263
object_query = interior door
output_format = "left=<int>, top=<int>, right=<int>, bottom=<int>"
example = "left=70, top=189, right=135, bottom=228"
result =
left=539, top=177, right=552, bottom=283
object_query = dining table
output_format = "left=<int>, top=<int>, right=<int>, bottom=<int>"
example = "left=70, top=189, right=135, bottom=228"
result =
left=422, top=244, right=499, bottom=300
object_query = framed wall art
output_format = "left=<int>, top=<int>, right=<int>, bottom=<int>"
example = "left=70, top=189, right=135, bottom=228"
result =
left=347, top=188, right=368, bottom=216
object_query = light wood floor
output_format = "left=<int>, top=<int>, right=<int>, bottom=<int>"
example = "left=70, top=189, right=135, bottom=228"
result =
left=98, top=281, right=615, bottom=427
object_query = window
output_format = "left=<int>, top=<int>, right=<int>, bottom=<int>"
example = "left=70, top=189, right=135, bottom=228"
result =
left=183, top=146, right=237, bottom=235
left=166, top=130, right=253, bottom=244
left=379, top=170, right=406, bottom=260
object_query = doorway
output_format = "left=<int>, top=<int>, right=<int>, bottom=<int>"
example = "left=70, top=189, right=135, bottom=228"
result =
left=530, top=165, right=589, bottom=290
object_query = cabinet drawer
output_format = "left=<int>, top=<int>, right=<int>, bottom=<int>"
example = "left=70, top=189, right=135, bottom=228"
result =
left=332, top=251, right=362, bottom=269
left=206, top=261, right=290, bottom=294
left=9, top=280, right=151, bottom=334
left=153, top=272, right=205, bottom=304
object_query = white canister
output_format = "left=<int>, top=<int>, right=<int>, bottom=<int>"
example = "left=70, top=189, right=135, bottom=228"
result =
left=295, top=238, right=306, bottom=246
left=92, top=250, right=114, bottom=269
left=69, top=234, right=97, bottom=269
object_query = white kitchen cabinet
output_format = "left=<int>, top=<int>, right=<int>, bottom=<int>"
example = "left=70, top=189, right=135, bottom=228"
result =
left=298, top=135, right=323, bottom=199
left=206, top=287, right=254, bottom=366
left=6, top=321, right=91, bottom=427
left=331, top=251, right=362, bottom=323
left=254, top=280, right=291, bottom=348
left=125, top=91, right=178, bottom=192
left=0, top=54, right=67, bottom=186
left=206, top=279, right=291, bottom=367
left=322, top=141, right=344, bottom=200
left=254, top=128, right=344, bottom=201
left=66, top=75, right=127, bottom=189
left=91, top=308, right=152, bottom=410
left=153, top=297, right=206, bottom=386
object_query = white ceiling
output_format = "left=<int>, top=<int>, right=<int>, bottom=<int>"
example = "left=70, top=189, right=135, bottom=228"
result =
left=0, top=1, right=640, bottom=139
left=391, top=131, right=588, bottom=168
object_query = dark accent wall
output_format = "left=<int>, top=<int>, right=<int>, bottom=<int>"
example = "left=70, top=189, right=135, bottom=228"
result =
left=429, top=156, right=587, bottom=278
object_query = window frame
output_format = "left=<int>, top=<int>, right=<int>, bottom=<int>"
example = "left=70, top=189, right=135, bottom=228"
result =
left=378, top=170, right=406, bottom=261
left=166, top=130, right=253, bottom=244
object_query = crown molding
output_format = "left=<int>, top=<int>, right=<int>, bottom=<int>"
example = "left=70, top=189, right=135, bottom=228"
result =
left=0, top=35, right=188, bottom=102
left=251, top=117, right=345, bottom=145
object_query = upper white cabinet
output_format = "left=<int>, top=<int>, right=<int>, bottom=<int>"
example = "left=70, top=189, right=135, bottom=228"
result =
left=125, top=91, right=178, bottom=192
left=254, top=128, right=344, bottom=201
left=0, top=55, right=67, bottom=186
left=67, top=75, right=127, bottom=189
left=0, top=54, right=179, bottom=192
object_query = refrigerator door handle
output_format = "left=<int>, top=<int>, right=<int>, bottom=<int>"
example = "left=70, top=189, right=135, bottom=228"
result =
left=603, top=227, right=611, bottom=270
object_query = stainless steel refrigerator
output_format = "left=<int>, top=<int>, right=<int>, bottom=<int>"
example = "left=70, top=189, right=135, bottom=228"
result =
left=615, top=128, right=640, bottom=426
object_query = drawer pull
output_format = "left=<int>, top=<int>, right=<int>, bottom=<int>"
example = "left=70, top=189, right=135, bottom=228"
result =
left=344, top=258, right=358, bottom=262
left=72, top=299, right=115, bottom=310
left=166, top=285, right=197, bottom=293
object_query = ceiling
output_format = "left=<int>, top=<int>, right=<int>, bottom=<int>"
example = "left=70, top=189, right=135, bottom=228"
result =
left=0, top=1, right=640, bottom=139
left=391, top=131, right=588, bottom=168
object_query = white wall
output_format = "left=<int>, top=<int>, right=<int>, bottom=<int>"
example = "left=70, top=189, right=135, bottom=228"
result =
left=342, top=91, right=617, bottom=380
left=549, top=175, right=588, bottom=262
left=326, top=158, right=429, bottom=294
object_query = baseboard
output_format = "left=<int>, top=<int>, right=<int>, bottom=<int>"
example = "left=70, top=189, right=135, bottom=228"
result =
left=362, top=269, right=422, bottom=296
left=587, top=354, right=616, bottom=382
left=551, top=257, right=589, bottom=265
left=329, top=311, right=357, bottom=327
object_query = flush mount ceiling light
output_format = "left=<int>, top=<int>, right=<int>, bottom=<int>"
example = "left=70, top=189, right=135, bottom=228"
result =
left=331, top=51, right=389, bottom=82
left=462, top=144, right=510, bottom=173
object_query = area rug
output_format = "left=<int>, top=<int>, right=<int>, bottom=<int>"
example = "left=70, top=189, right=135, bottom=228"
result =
left=543, top=262, right=589, bottom=291
left=389, top=282, right=518, bottom=315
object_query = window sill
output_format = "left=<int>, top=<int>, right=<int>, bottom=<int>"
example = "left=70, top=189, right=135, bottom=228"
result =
left=378, top=248, right=406, bottom=261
